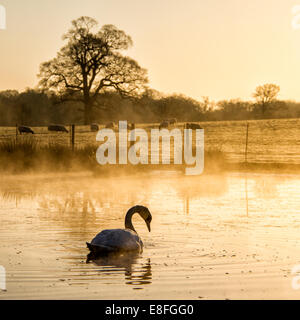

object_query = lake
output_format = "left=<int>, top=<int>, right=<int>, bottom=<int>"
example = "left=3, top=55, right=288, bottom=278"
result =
left=1, top=171, right=300, bottom=299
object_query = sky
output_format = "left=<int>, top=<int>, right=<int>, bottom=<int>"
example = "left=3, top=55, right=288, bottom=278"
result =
left=0, top=0, right=300, bottom=102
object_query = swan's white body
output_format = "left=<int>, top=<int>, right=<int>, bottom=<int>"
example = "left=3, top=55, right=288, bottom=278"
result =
left=90, top=228, right=143, bottom=252
left=86, top=205, right=152, bottom=259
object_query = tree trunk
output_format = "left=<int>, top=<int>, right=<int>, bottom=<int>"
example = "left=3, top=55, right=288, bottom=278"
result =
left=261, top=102, right=266, bottom=117
left=83, top=73, right=92, bottom=125
left=84, top=103, right=92, bottom=125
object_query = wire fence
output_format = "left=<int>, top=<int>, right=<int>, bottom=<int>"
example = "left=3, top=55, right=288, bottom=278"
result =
left=0, top=124, right=100, bottom=148
left=0, top=118, right=300, bottom=164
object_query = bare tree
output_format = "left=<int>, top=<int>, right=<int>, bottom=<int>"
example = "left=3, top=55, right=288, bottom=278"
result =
left=253, top=83, right=280, bottom=115
left=38, top=16, right=148, bottom=124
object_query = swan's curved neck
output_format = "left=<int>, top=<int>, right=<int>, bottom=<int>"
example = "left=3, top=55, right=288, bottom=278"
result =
left=125, top=207, right=137, bottom=232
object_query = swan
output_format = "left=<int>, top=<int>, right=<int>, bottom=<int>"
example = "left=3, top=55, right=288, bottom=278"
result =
left=86, top=205, right=152, bottom=259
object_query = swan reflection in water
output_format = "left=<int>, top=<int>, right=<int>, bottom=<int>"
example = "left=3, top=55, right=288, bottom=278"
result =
left=87, top=252, right=152, bottom=288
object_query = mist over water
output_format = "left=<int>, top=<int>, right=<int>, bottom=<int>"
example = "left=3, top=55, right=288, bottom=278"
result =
left=1, top=171, right=300, bottom=299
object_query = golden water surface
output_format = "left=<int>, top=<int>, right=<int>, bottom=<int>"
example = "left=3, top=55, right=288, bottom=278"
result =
left=0, top=171, right=300, bottom=299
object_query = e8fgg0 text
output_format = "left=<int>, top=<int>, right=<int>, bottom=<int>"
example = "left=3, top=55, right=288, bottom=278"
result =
left=149, top=305, right=193, bottom=315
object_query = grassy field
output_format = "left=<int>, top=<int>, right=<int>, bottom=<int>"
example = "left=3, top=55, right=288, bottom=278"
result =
left=0, top=118, right=300, bottom=173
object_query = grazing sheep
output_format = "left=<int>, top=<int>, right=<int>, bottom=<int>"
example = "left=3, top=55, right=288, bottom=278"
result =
left=159, top=120, right=169, bottom=129
left=105, top=122, right=116, bottom=129
left=185, top=123, right=203, bottom=130
left=168, top=118, right=177, bottom=125
left=90, top=123, right=99, bottom=132
left=129, top=123, right=135, bottom=130
left=48, top=125, right=69, bottom=133
left=18, top=126, right=34, bottom=134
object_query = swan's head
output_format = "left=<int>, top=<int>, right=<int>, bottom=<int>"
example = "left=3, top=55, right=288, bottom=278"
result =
left=136, top=205, right=152, bottom=232
left=127, top=205, right=152, bottom=232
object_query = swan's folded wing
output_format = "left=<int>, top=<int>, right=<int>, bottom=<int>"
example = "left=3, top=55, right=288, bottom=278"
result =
left=90, top=229, right=142, bottom=251
left=86, top=242, right=115, bottom=254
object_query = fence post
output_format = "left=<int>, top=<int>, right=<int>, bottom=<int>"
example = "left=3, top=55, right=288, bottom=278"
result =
left=245, top=122, right=249, bottom=163
left=16, top=123, right=18, bottom=143
left=71, top=124, right=75, bottom=151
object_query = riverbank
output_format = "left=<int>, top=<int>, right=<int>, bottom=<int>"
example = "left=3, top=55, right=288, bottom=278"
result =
left=1, top=136, right=300, bottom=175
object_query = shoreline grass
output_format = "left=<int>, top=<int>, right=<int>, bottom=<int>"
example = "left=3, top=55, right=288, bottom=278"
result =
left=0, top=137, right=299, bottom=175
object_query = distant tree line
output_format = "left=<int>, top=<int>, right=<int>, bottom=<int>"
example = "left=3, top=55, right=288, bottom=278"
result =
left=1, top=86, right=300, bottom=126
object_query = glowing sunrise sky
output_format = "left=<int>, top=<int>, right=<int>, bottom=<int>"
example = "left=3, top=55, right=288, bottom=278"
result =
left=1, top=0, right=300, bottom=102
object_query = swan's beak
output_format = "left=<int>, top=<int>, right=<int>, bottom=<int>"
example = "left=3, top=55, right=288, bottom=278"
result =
left=146, top=221, right=151, bottom=232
